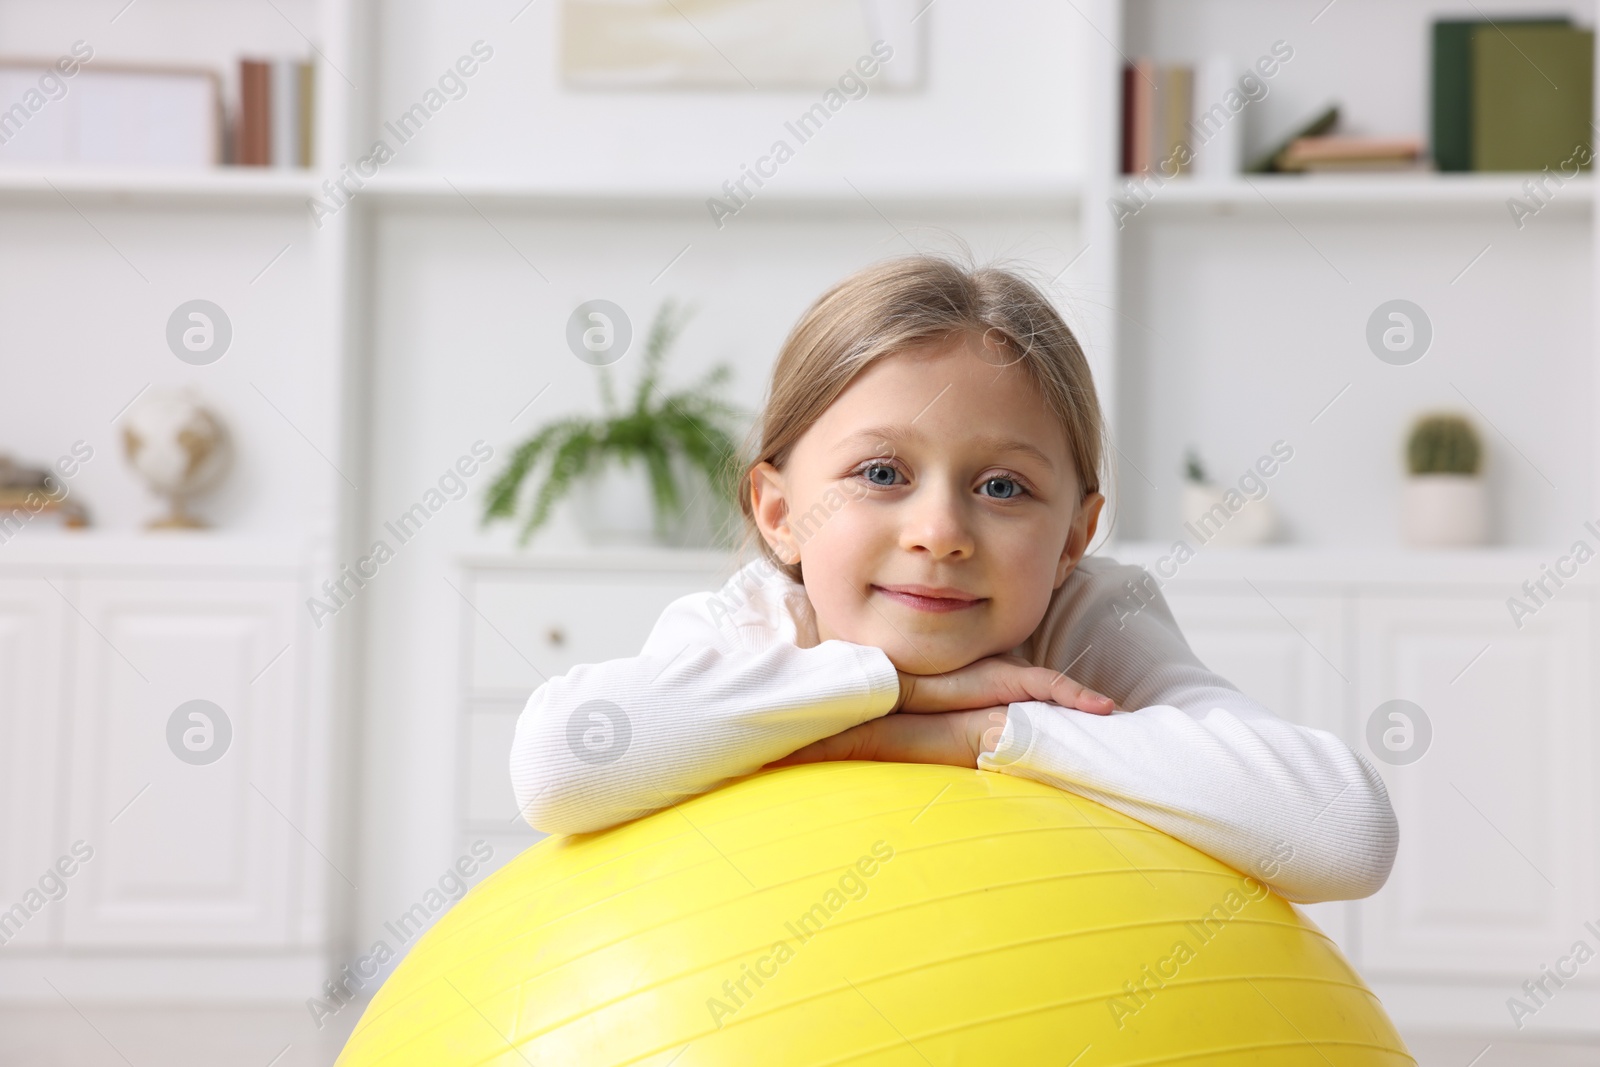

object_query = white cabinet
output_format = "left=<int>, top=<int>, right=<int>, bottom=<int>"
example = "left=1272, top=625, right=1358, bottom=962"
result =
left=0, top=577, right=67, bottom=949
left=1353, top=592, right=1596, bottom=978
left=60, top=576, right=303, bottom=948
left=0, top=537, right=328, bottom=1000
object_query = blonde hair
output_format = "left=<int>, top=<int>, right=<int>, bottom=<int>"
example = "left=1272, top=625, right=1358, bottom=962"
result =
left=740, top=255, right=1108, bottom=581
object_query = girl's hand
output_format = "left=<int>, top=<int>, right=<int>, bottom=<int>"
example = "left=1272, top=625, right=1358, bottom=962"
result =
left=896, top=654, right=1117, bottom=716
left=764, top=707, right=1011, bottom=770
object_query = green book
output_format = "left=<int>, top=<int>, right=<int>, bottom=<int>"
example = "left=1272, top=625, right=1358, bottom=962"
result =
left=1432, top=17, right=1570, bottom=172
left=1473, top=24, right=1594, bottom=172
left=1245, top=104, right=1338, bottom=174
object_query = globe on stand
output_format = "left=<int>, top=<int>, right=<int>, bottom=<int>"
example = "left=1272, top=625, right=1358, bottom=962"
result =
left=121, top=389, right=232, bottom=530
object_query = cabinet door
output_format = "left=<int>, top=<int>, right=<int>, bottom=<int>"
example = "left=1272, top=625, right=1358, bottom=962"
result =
left=1155, top=584, right=1353, bottom=951
left=1353, top=592, right=1594, bottom=976
left=60, top=576, right=304, bottom=948
left=0, top=576, right=67, bottom=948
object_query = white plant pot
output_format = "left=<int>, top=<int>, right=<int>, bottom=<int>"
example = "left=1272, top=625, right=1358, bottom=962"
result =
left=1180, top=482, right=1276, bottom=547
left=570, top=456, right=727, bottom=548
left=1402, top=474, right=1488, bottom=547
left=571, top=461, right=658, bottom=546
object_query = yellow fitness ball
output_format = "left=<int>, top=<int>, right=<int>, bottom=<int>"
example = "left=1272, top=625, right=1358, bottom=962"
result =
left=336, top=761, right=1414, bottom=1066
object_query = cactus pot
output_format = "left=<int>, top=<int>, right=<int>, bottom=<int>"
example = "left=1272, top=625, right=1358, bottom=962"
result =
left=1402, top=473, right=1488, bottom=547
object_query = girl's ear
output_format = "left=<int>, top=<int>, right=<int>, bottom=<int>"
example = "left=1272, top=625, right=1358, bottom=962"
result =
left=749, top=462, right=798, bottom=563
left=1054, top=490, right=1105, bottom=588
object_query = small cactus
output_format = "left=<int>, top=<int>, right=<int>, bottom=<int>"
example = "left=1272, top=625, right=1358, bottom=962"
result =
left=1406, top=413, right=1481, bottom=476
left=1183, top=447, right=1207, bottom=484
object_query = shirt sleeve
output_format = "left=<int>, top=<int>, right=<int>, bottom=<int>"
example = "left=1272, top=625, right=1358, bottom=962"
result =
left=977, top=559, right=1399, bottom=904
left=509, top=582, right=901, bottom=836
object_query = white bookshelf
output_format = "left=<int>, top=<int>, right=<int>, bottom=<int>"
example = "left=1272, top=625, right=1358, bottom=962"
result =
left=0, top=0, right=365, bottom=1019
left=1100, top=0, right=1599, bottom=551
left=3, top=0, right=1599, bottom=1059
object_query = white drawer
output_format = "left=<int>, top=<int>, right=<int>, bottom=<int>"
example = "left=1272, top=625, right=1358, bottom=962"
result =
left=463, top=568, right=725, bottom=694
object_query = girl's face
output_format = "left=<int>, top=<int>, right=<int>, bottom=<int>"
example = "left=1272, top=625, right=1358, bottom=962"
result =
left=751, top=332, right=1104, bottom=675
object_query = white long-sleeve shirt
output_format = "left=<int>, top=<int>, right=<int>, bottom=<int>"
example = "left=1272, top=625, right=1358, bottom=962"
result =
left=510, top=554, right=1398, bottom=904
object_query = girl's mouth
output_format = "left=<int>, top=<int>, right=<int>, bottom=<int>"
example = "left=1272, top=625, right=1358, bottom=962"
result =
left=872, top=584, right=986, bottom=614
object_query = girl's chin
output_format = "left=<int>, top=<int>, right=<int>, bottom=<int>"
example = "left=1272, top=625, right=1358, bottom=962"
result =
left=819, top=619, right=1018, bottom=674
left=880, top=642, right=993, bottom=676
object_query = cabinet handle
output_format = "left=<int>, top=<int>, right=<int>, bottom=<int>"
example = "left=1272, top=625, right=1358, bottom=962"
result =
left=546, top=626, right=566, bottom=647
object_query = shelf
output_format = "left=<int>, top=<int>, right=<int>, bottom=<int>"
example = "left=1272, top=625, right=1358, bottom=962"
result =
left=0, top=166, right=1081, bottom=215
left=0, top=167, right=323, bottom=206
left=1112, top=173, right=1593, bottom=220
left=1103, top=540, right=1584, bottom=585
left=359, top=171, right=1082, bottom=215
left=0, top=530, right=314, bottom=568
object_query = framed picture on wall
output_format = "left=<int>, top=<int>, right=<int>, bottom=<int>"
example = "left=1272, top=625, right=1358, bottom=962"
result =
left=560, top=0, right=926, bottom=90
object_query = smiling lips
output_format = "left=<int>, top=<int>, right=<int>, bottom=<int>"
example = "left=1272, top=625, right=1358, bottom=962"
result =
left=873, top=584, right=986, bottom=614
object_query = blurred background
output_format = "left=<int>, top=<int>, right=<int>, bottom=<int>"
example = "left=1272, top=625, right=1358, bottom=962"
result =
left=0, top=0, right=1597, bottom=1063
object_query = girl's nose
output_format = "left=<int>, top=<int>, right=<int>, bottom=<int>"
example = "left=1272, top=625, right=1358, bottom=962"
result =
left=898, top=485, right=975, bottom=560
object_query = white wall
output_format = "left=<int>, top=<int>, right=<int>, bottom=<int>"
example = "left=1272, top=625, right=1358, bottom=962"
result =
left=364, top=0, right=1090, bottom=189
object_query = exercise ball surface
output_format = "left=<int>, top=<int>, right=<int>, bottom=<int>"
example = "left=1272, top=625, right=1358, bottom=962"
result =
left=337, top=761, right=1413, bottom=1066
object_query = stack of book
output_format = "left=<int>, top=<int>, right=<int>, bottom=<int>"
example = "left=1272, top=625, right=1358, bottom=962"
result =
left=1275, top=135, right=1425, bottom=172
left=1120, top=61, right=1194, bottom=176
left=230, top=57, right=314, bottom=167
left=1432, top=17, right=1593, bottom=171
left=1242, top=105, right=1426, bottom=174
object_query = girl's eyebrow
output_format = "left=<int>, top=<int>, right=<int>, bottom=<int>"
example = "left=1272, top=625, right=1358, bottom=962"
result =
left=838, top=426, right=1057, bottom=470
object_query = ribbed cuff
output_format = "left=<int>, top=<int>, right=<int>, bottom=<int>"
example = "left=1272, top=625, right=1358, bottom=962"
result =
left=977, top=702, right=1040, bottom=772
left=852, top=645, right=902, bottom=720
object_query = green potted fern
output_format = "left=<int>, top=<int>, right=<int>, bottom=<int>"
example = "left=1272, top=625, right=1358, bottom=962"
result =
left=482, top=301, right=743, bottom=547
left=1402, top=412, right=1486, bottom=547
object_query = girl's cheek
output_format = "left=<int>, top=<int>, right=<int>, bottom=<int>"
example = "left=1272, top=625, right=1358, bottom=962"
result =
left=840, top=478, right=870, bottom=502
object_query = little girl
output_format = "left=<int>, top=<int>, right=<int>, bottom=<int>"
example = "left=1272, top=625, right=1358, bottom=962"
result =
left=510, top=256, right=1398, bottom=905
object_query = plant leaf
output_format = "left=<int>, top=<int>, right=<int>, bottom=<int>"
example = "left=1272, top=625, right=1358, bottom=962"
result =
left=482, top=419, right=582, bottom=524
left=517, top=425, right=600, bottom=545
left=640, top=435, right=681, bottom=525
left=633, top=299, right=692, bottom=416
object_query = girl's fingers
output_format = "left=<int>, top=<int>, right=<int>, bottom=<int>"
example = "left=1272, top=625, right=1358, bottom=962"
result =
left=1028, top=667, right=1116, bottom=714
left=901, top=658, right=1033, bottom=712
left=898, top=657, right=1120, bottom=715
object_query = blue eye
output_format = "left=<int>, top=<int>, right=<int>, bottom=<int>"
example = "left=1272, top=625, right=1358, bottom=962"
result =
left=863, top=463, right=901, bottom=486
left=982, top=476, right=1024, bottom=499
